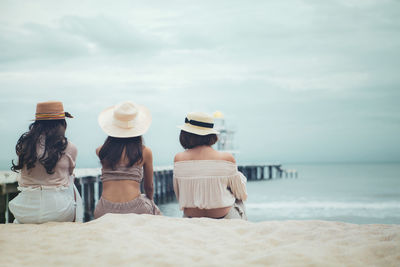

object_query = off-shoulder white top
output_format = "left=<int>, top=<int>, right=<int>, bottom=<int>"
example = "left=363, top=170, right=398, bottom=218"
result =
left=173, top=160, right=248, bottom=210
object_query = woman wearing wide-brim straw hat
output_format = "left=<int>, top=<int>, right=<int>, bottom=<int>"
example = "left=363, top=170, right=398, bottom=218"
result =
left=94, top=101, right=161, bottom=219
left=9, top=101, right=83, bottom=223
left=173, top=112, right=248, bottom=219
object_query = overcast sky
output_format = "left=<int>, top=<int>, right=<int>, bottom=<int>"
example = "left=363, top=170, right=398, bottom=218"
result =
left=1, top=0, right=399, bottom=169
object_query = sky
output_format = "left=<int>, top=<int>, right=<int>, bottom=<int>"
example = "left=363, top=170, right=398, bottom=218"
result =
left=1, top=0, right=400, bottom=169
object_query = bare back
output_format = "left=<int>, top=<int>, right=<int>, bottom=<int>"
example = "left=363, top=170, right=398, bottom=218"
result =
left=98, top=146, right=154, bottom=202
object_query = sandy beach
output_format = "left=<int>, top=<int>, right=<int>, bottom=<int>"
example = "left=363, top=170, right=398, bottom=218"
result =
left=0, top=214, right=399, bottom=266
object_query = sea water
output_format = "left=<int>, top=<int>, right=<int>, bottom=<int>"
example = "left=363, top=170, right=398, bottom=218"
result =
left=158, top=163, right=400, bottom=224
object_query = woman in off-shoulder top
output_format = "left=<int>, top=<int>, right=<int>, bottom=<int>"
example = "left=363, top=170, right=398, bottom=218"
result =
left=173, top=112, right=247, bottom=220
left=93, top=101, right=161, bottom=219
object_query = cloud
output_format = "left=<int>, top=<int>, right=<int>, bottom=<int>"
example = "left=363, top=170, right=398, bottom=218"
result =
left=0, top=23, right=89, bottom=63
left=0, top=15, right=167, bottom=65
left=59, top=15, right=165, bottom=54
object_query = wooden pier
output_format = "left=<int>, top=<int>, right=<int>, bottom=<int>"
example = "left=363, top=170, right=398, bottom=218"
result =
left=0, top=164, right=297, bottom=223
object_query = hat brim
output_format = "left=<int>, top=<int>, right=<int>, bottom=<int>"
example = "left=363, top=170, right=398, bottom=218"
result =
left=98, top=104, right=152, bottom=138
left=178, top=124, right=219, bottom=136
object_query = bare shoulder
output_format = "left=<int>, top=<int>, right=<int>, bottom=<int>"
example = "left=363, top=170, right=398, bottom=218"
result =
left=67, top=141, right=77, bottom=150
left=219, top=151, right=236, bottom=163
left=174, top=151, right=188, bottom=162
left=143, top=145, right=152, bottom=153
left=95, top=146, right=102, bottom=156
left=143, top=146, right=153, bottom=159
left=140, top=146, right=152, bottom=166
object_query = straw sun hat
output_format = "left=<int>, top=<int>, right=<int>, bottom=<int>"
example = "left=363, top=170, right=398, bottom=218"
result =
left=35, top=101, right=73, bottom=120
left=98, top=101, right=152, bottom=138
left=179, top=112, right=219, bottom=136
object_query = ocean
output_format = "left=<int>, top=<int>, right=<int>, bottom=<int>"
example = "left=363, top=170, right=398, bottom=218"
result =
left=158, top=163, right=400, bottom=224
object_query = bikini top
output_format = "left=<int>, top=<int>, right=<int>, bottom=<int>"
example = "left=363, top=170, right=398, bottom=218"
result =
left=101, top=164, right=143, bottom=183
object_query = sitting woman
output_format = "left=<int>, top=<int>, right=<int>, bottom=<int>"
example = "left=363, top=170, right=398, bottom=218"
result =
left=94, top=101, right=161, bottom=219
left=9, top=101, right=82, bottom=223
left=173, top=112, right=247, bottom=219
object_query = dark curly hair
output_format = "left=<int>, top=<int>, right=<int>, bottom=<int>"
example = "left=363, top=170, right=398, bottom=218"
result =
left=11, top=120, right=68, bottom=174
left=99, top=136, right=143, bottom=170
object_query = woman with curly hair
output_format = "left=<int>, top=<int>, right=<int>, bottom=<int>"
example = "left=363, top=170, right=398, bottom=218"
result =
left=9, top=101, right=82, bottom=223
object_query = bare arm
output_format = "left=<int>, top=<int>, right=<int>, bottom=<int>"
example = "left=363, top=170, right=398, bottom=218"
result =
left=143, top=146, right=154, bottom=200
left=96, top=146, right=102, bottom=158
left=68, top=142, right=78, bottom=175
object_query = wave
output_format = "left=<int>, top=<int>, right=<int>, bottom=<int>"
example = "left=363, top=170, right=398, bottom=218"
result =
left=246, top=201, right=400, bottom=221
left=246, top=201, right=400, bottom=210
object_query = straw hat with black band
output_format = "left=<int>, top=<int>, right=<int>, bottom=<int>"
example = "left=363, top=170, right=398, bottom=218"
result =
left=35, top=101, right=74, bottom=121
left=98, top=101, right=152, bottom=138
left=178, top=112, right=219, bottom=136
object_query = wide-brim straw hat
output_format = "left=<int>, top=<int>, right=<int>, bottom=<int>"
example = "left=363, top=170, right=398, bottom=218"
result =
left=98, top=101, right=152, bottom=138
left=178, top=111, right=219, bottom=136
left=35, top=101, right=73, bottom=120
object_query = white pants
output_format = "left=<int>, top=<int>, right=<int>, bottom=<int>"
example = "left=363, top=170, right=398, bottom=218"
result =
left=9, top=178, right=83, bottom=224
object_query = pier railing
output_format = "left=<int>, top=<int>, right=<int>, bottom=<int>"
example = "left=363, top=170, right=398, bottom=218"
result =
left=0, top=164, right=297, bottom=223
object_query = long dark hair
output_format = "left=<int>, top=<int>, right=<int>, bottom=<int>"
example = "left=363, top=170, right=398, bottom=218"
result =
left=99, top=136, right=143, bottom=170
left=11, top=120, right=68, bottom=174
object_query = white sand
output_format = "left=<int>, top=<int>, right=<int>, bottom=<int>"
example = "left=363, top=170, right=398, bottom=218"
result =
left=0, top=214, right=399, bottom=267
